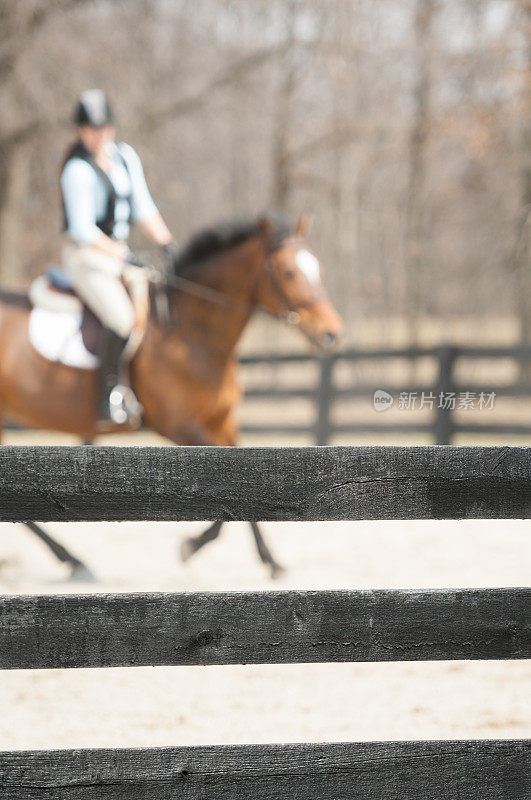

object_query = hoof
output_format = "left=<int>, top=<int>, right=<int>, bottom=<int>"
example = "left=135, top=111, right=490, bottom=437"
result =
left=69, top=563, right=96, bottom=582
left=180, top=538, right=195, bottom=563
left=270, top=563, right=286, bottom=580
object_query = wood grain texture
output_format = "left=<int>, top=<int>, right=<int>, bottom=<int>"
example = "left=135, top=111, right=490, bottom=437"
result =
left=1, top=740, right=529, bottom=799
left=0, top=445, right=529, bottom=521
left=1, top=588, right=528, bottom=669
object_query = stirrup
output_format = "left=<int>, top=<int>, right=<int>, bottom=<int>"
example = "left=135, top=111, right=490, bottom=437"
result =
left=108, top=385, right=143, bottom=426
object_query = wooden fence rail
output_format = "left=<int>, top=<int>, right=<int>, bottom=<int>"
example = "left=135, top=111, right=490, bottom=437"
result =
left=240, top=344, right=531, bottom=444
left=1, top=588, right=528, bottom=669
left=0, top=445, right=529, bottom=799
left=2, top=740, right=529, bottom=800
left=0, top=445, right=529, bottom=521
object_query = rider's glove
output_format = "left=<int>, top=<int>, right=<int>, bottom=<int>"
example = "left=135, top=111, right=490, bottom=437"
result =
left=161, top=242, right=179, bottom=271
left=113, top=241, right=131, bottom=261
left=127, top=251, right=152, bottom=268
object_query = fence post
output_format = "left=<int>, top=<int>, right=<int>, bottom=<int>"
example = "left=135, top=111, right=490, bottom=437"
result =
left=316, top=355, right=334, bottom=445
left=434, top=345, right=457, bottom=445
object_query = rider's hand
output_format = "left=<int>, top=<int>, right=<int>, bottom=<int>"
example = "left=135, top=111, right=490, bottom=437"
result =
left=161, top=242, right=179, bottom=270
left=113, top=240, right=131, bottom=261
left=127, top=251, right=152, bottom=268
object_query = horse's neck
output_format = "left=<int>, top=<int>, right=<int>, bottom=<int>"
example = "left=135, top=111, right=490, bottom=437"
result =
left=150, top=237, right=263, bottom=369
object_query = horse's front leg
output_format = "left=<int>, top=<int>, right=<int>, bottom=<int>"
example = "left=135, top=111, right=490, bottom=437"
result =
left=249, top=521, right=285, bottom=579
left=161, top=418, right=225, bottom=565
left=166, top=418, right=282, bottom=576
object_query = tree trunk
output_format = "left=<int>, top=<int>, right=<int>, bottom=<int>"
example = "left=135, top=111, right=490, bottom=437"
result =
left=514, top=0, right=531, bottom=350
left=271, top=2, right=298, bottom=213
left=0, top=140, right=30, bottom=288
left=403, top=0, right=435, bottom=346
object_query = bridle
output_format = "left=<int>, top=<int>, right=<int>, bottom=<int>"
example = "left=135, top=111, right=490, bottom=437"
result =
left=261, top=237, right=328, bottom=322
left=146, top=237, right=327, bottom=335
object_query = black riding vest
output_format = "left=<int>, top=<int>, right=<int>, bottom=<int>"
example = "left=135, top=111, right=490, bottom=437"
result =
left=61, top=141, right=133, bottom=239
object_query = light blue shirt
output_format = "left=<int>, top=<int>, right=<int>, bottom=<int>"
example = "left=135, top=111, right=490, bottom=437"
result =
left=61, top=141, right=158, bottom=244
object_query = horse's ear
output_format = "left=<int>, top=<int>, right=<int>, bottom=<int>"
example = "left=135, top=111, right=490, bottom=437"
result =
left=295, top=213, right=314, bottom=238
left=258, top=215, right=275, bottom=238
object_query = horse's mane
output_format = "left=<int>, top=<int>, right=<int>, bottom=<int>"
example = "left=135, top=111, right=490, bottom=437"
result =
left=172, top=214, right=292, bottom=275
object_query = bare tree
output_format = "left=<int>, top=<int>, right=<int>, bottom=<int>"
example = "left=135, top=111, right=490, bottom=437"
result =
left=403, top=0, right=436, bottom=344
left=0, top=0, right=528, bottom=349
left=513, top=0, right=531, bottom=347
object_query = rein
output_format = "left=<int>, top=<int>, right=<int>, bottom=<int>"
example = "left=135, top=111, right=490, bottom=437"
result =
left=152, top=269, right=260, bottom=316
left=146, top=246, right=324, bottom=332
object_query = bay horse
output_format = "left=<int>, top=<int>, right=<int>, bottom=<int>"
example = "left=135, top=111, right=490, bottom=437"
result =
left=0, top=214, right=342, bottom=578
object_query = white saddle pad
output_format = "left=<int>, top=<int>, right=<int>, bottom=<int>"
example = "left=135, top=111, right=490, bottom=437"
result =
left=29, top=307, right=99, bottom=369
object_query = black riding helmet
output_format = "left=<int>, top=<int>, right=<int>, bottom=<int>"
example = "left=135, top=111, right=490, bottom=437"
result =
left=73, top=89, right=113, bottom=128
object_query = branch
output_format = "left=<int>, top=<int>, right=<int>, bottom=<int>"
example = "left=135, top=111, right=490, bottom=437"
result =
left=0, top=117, right=67, bottom=151
left=26, top=0, right=123, bottom=36
left=137, top=42, right=290, bottom=133
left=287, top=122, right=390, bottom=162
left=0, top=0, right=122, bottom=75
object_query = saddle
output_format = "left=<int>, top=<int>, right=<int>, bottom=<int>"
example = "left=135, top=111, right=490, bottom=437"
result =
left=29, top=267, right=104, bottom=356
left=27, top=266, right=148, bottom=368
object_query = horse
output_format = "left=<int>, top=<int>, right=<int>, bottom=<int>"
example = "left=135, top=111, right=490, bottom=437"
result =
left=0, top=213, right=342, bottom=578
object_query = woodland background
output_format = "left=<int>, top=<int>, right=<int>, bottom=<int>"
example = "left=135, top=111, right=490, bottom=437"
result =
left=1, top=0, right=530, bottom=348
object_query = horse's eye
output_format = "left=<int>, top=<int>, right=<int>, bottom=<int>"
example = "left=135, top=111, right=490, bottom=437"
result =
left=284, top=269, right=295, bottom=279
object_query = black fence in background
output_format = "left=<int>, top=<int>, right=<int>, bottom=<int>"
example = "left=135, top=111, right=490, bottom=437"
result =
left=239, top=345, right=531, bottom=445
left=5, top=345, right=530, bottom=446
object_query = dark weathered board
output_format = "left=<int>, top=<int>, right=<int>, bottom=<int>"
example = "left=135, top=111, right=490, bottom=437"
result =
left=0, top=445, right=529, bottom=521
left=1, top=588, right=528, bottom=669
left=0, top=740, right=529, bottom=799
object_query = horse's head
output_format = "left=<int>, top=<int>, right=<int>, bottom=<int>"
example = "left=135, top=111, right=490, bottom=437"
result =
left=256, top=215, right=343, bottom=349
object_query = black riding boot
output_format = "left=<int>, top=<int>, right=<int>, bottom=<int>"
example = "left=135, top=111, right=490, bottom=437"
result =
left=97, top=329, right=142, bottom=426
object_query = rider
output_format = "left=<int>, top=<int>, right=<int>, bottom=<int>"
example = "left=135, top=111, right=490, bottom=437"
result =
left=60, top=89, right=177, bottom=426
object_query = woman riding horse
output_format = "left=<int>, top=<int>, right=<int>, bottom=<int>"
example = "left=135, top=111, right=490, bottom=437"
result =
left=61, top=89, right=177, bottom=427
left=0, top=102, right=343, bottom=577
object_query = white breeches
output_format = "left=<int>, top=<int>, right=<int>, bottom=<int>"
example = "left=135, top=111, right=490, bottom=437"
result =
left=62, top=244, right=135, bottom=339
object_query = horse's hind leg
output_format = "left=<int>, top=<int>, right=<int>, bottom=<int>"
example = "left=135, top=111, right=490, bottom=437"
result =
left=249, top=521, right=284, bottom=579
left=22, top=522, right=95, bottom=581
left=180, top=520, right=224, bottom=562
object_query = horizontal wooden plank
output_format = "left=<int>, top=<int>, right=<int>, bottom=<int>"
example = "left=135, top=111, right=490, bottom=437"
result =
left=244, top=386, right=317, bottom=398
left=0, top=740, right=528, bottom=799
left=239, top=345, right=531, bottom=363
left=240, top=351, right=320, bottom=363
left=456, top=345, right=531, bottom=359
left=239, top=423, right=316, bottom=434
left=243, top=383, right=531, bottom=400
left=0, top=445, right=529, bottom=521
left=240, top=345, right=439, bottom=362
left=1, top=588, right=528, bottom=669
left=453, top=384, right=531, bottom=397
left=332, top=423, right=434, bottom=434
left=456, top=424, right=531, bottom=435
left=334, top=383, right=531, bottom=398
